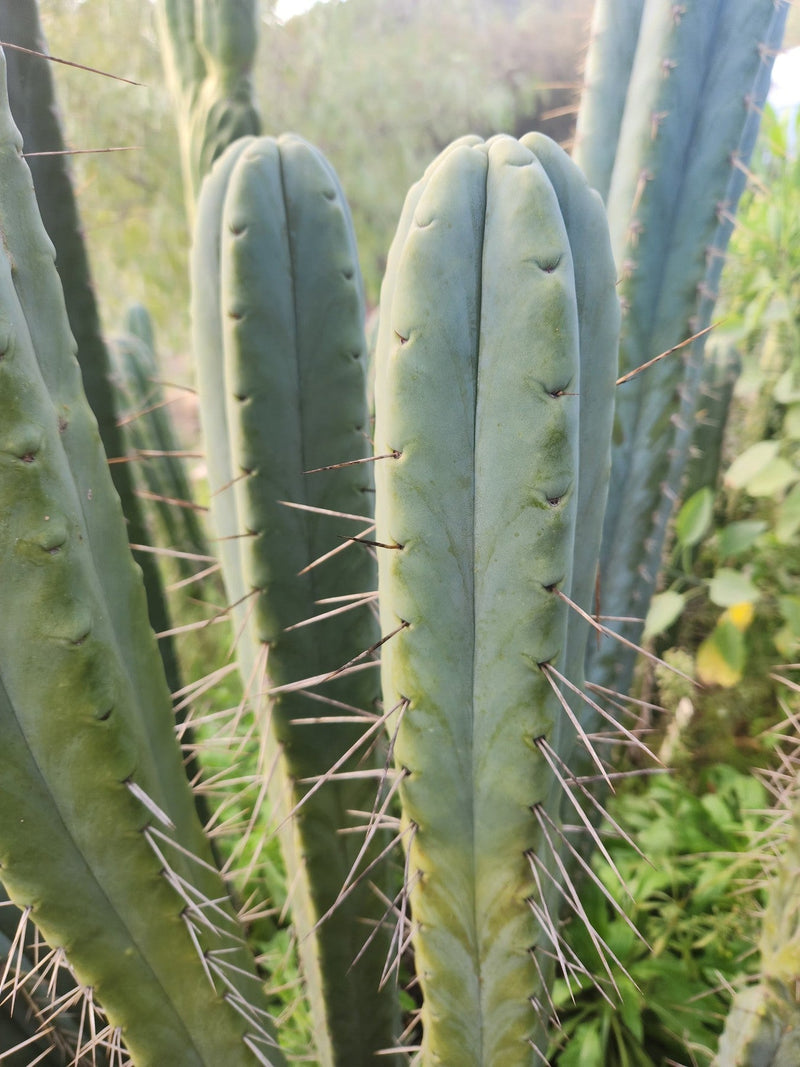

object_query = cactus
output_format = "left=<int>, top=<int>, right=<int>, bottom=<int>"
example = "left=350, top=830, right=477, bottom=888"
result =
left=579, top=0, right=790, bottom=696
left=192, top=133, right=400, bottom=1066
left=571, top=0, right=644, bottom=202
left=714, top=790, right=800, bottom=1066
left=110, top=306, right=211, bottom=580
left=0, top=0, right=790, bottom=1061
left=156, top=0, right=261, bottom=218
left=0, top=0, right=184, bottom=698
left=372, top=131, right=619, bottom=1064
left=0, top=46, right=284, bottom=1067
left=683, top=339, right=741, bottom=501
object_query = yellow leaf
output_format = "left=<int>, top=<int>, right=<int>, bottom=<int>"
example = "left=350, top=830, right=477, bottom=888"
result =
left=721, top=601, right=755, bottom=632
left=696, top=619, right=746, bottom=688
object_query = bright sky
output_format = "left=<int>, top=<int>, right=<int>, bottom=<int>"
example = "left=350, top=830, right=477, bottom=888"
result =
left=770, top=46, right=800, bottom=111
left=274, top=0, right=335, bottom=23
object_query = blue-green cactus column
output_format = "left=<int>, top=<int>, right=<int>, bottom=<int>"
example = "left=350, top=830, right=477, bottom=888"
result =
left=579, top=0, right=789, bottom=697
left=373, top=133, right=619, bottom=1065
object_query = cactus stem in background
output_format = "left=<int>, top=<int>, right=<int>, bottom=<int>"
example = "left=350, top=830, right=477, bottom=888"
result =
left=556, top=587, right=695, bottom=683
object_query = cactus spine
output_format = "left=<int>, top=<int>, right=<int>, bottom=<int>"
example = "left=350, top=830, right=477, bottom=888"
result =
left=373, top=132, right=619, bottom=1065
left=192, top=133, right=399, bottom=1066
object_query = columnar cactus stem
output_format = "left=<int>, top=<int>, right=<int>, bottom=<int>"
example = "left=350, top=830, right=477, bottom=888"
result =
left=110, top=307, right=211, bottom=577
left=571, top=0, right=645, bottom=202
left=192, top=134, right=400, bottom=1067
left=0, top=0, right=184, bottom=696
left=0, top=48, right=284, bottom=1067
left=156, top=0, right=261, bottom=218
left=585, top=0, right=789, bottom=695
left=373, top=133, right=619, bottom=1065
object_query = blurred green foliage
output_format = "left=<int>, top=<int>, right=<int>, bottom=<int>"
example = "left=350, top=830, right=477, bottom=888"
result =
left=256, top=0, right=591, bottom=303
left=549, top=766, right=768, bottom=1067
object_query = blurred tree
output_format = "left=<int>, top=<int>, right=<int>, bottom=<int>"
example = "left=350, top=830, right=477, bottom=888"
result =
left=36, top=0, right=191, bottom=360
left=257, top=0, right=592, bottom=303
left=35, top=0, right=592, bottom=339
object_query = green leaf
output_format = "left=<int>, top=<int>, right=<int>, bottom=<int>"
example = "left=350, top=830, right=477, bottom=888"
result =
left=707, top=568, right=760, bottom=607
left=745, top=456, right=797, bottom=497
left=716, top=519, right=768, bottom=557
left=560, top=1022, right=604, bottom=1066
left=783, top=402, right=800, bottom=440
left=643, top=590, right=687, bottom=640
left=779, top=595, right=800, bottom=637
left=724, top=440, right=779, bottom=489
left=777, top=483, right=800, bottom=543
left=774, top=367, right=800, bottom=405
left=674, top=487, right=714, bottom=548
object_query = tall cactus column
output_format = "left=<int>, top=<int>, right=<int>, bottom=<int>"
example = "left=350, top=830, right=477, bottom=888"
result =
left=0, top=47, right=284, bottom=1067
left=192, top=134, right=400, bottom=1067
left=578, top=0, right=789, bottom=695
left=373, top=133, right=619, bottom=1065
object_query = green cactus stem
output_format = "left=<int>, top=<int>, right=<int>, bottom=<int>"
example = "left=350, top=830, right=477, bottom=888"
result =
left=714, top=804, right=800, bottom=1066
left=0, top=0, right=184, bottom=698
left=571, top=0, right=645, bottom=202
left=373, top=132, right=619, bottom=1065
left=586, top=0, right=788, bottom=696
left=156, top=0, right=261, bottom=218
left=0, top=47, right=285, bottom=1067
left=110, top=307, right=211, bottom=580
left=192, top=133, right=400, bottom=1066
left=683, top=339, right=741, bottom=500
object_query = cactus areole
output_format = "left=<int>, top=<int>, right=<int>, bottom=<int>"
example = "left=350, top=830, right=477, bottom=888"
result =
left=373, top=133, right=619, bottom=1065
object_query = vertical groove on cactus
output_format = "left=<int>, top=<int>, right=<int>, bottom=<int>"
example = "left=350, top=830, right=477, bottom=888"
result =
left=683, top=339, right=741, bottom=500
left=571, top=0, right=645, bottom=202
left=192, top=133, right=400, bottom=1067
left=373, top=133, right=619, bottom=1065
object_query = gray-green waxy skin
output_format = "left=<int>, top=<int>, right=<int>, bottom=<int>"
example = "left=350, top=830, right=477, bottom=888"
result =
left=0, top=49, right=284, bottom=1067
left=373, top=133, right=618, bottom=1065
left=110, top=315, right=210, bottom=579
left=192, top=134, right=400, bottom=1067
left=588, top=0, right=788, bottom=696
